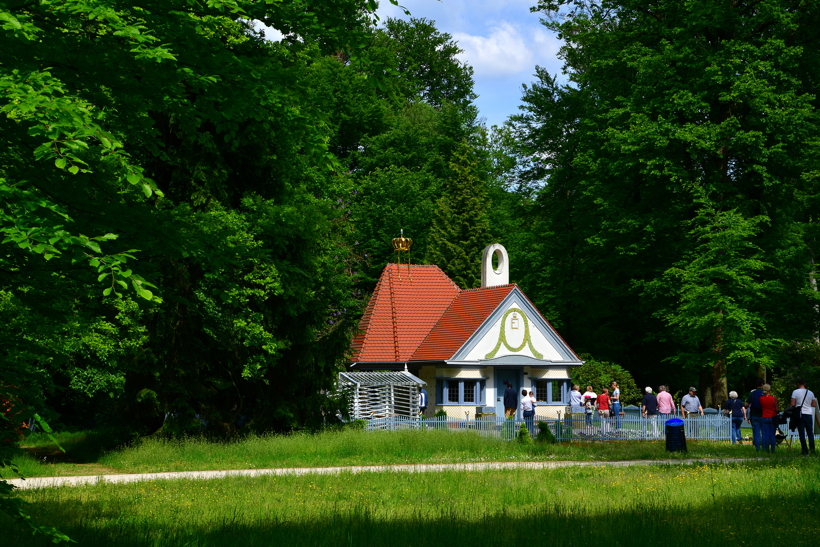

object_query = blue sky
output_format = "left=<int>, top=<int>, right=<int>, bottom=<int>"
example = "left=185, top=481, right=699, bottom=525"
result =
left=377, top=0, right=565, bottom=128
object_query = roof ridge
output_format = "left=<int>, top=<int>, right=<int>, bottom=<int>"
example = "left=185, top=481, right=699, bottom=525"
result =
left=387, top=268, right=400, bottom=361
left=459, top=283, right=517, bottom=293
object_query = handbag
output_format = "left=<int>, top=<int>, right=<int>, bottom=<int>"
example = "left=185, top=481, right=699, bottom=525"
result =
left=783, top=390, right=808, bottom=419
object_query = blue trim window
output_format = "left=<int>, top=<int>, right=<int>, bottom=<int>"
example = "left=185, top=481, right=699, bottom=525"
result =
left=436, top=379, right=486, bottom=405
left=534, top=380, right=569, bottom=404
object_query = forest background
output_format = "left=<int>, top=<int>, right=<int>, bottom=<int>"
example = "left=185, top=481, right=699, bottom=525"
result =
left=2, top=0, right=820, bottom=445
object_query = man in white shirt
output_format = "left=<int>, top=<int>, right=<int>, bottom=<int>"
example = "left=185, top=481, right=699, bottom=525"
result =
left=790, top=378, right=817, bottom=456
left=520, top=389, right=535, bottom=436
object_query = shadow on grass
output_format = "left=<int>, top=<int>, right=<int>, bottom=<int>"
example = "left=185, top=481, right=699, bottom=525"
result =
left=6, top=489, right=818, bottom=547
left=19, top=428, right=138, bottom=464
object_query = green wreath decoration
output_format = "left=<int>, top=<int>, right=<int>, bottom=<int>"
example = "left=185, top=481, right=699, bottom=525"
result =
left=485, top=307, right=543, bottom=359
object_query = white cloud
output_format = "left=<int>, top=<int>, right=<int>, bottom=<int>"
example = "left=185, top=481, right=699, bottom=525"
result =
left=531, top=27, right=562, bottom=69
left=251, top=20, right=284, bottom=42
left=453, top=23, right=533, bottom=77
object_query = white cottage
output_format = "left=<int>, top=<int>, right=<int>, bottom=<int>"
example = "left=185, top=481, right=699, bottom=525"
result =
left=349, top=244, right=583, bottom=419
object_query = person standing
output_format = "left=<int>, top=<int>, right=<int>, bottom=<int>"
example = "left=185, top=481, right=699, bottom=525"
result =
left=642, top=387, right=659, bottom=437
left=418, top=388, right=429, bottom=416
left=681, top=387, right=703, bottom=417
left=790, top=378, right=817, bottom=456
left=724, top=391, right=746, bottom=445
left=745, top=378, right=765, bottom=452
left=582, top=386, right=597, bottom=427
left=520, top=389, right=535, bottom=436
left=598, top=388, right=611, bottom=434
left=503, top=383, right=517, bottom=418
left=569, top=385, right=583, bottom=407
left=656, top=386, right=675, bottom=419
left=759, top=384, right=778, bottom=453
left=681, top=387, right=703, bottom=438
left=610, top=381, right=622, bottom=429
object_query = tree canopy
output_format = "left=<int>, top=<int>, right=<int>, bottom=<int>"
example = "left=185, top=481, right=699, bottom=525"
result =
left=510, top=0, right=820, bottom=405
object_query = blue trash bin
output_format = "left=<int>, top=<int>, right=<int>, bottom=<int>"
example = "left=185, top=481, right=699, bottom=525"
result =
left=665, top=418, right=687, bottom=452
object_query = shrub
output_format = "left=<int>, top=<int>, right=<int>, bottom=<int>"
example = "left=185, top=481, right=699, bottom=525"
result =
left=572, top=354, right=641, bottom=405
left=430, top=409, right=448, bottom=430
left=516, top=423, right=533, bottom=445
left=536, top=421, right=557, bottom=444
left=772, top=340, right=820, bottom=404
left=343, top=419, right=367, bottom=431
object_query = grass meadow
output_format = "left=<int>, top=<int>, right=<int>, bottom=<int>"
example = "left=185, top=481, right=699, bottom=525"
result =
left=13, top=428, right=763, bottom=478
left=5, top=458, right=819, bottom=546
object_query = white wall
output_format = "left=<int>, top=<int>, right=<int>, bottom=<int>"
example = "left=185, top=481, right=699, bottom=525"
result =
left=463, top=301, right=563, bottom=361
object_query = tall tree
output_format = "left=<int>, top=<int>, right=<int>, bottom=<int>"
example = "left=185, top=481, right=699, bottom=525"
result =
left=379, top=17, right=477, bottom=111
left=426, top=142, right=492, bottom=289
left=515, top=0, right=820, bottom=403
left=346, top=17, right=482, bottom=283
left=0, top=0, right=393, bottom=443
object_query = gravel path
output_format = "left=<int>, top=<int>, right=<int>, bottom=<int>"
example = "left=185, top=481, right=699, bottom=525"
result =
left=6, top=458, right=751, bottom=490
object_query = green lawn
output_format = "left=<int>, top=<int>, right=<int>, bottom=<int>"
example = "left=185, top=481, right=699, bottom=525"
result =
left=6, top=458, right=819, bottom=546
left=8, top=428, right=782, bottom=478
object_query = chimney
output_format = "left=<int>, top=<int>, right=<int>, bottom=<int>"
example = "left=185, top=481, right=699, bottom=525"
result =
left=481, top=244, right=509, bottom=287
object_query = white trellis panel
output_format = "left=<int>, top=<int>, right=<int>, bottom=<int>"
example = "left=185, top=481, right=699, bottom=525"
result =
left=338, top=371, right=425, bottom=420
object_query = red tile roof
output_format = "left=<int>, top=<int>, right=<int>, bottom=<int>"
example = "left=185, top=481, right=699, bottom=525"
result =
left=350, top=264, right=461, bottom=362
left=411, top=284, right=516, bottom=361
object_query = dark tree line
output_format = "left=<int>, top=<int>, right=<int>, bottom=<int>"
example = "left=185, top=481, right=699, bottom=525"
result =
left=3, top=0, right=820, bottom=455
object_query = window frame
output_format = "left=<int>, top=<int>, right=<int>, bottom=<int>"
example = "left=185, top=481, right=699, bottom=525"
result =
left=533, top=379, right=570, bottom=405
left=435, top=378, right=487, bottom=406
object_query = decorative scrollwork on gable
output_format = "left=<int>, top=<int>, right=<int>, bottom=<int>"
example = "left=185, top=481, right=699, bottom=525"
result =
left=485, top=307, right=543, bottom=359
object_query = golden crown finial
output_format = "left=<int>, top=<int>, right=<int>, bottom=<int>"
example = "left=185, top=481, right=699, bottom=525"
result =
left=391, top=229, right=413, bottom=252
left=391, top=229, right=412, bottom=281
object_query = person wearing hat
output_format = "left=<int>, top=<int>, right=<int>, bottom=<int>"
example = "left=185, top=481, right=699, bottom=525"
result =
left=681, top=387, right=703, bottom=417
left=642, top=387, right=659, bottom=436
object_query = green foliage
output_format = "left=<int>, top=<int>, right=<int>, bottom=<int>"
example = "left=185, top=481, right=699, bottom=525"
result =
left=378, top=18, right=476, bottom=110
left=426, top=142, right=493, bottom=288
left=516, top=422, right=533, bottom=445
left=1, top=395, right=72, bottom=543
left=343, top=420, right=367, bottom=431
left=536, top=421, right=557, bottom=444
left=512, top=0, right=820, bottom=399
left=571, top=355, right=641, bottom=405
left=772, top=341, right=820, bottom=404
left=1, top=0, right=414, bottom=458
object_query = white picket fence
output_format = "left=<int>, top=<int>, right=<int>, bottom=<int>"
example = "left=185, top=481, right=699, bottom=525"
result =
left=360, top=412, right=732, bottom=442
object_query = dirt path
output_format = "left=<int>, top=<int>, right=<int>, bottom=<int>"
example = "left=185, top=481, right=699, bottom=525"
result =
left=6, top=458, right=755, bottom=490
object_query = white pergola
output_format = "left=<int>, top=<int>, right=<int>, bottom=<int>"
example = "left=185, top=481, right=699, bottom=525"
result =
left=338, top=371, right=426, bottom=419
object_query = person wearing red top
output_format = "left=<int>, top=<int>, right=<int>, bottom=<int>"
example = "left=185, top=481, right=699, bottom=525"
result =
left=759, top=384, right=779, bottom=453
left=598, top=388, right=611, bottom=434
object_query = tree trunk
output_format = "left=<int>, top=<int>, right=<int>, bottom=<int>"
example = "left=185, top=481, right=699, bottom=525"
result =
left=712, top=356, right=728, bottom=409
left=810, top=253, right=818, bottom=343
left=699, top=367, right=713, bottom=408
